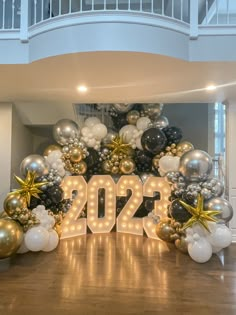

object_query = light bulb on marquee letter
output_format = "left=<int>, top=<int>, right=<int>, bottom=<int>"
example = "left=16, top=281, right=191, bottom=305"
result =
left=87, top=175, right=116, bottom=233
left=117, top=176, right=143, bottom=235
left=143, top=177, right=171, bottom=239
left=61, top=176, right=87, bottom=239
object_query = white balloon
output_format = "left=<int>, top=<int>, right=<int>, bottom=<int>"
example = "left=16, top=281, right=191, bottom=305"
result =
left=136, top=136, right=143, bottom=150
left=212, top=246, right=222, bottom=254
left=17, top=236, right=29, bottom=254
left=207, top=224, right=232, bottom=248
left=188, top=237, right=212, bottom=263
left=84, top=117, right=101, bottom=128
left=136, top=117, right=151, bottom=131
left=159, top=156, right=180, bottom=174
left=25, top=226, right=49, bottom=252
left=42, top=230, right=59, bottom=252
left=81, top=126, right=90, bottom=136
left=158, top=168, right=166, bottom=177
left=40, top=215, right=55, bottom=231
left=92, top=123, right=108, bottom=140
left=87, top=138, right=96, bottom=147
left=119, top=125, right=138, bottom=143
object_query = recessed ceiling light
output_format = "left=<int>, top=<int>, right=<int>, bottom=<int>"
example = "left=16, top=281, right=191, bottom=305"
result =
left=206, top=85, right=217, bottom=91
left=77, top=85, right=88, bottom=93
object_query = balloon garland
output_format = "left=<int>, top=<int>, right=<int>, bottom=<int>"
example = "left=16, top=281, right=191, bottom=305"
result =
left=0, top=103, right=233, bottom=264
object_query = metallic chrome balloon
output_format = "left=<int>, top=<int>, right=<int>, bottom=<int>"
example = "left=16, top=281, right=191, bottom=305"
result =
left=175, top=237, right=188, bottom=254
left=205, top=197, right=233, bottom=223
left=152, top=115, right=169, bottom=129
left=4, top=193, right=25, bottom=216
left=142, top=103, right=164, bottom=119
left=0, top=219, right=23, bottom=259
left=53, top=119, right=80, bottom=145
left=43, top=144, right=61, bottom=157
left=20, top=154, right=49, bottom=177
left=126, top=110, right=140, bottom=125
left=156, top=218, right=175, bottom=242
left=119, top=158, right=136, bottom=174
left=70, top=147, right=83, bottom=163
left=176, top=141, right=194, bottom=157
left=179, top=150, right=213, bottom=182
left=204, top=178, right=224, bottom=197
left=102, top=130, right=118, bottom=145
left=113, top=103, right=134, bottom=113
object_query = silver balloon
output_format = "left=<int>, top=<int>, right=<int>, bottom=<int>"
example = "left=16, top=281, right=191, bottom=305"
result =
left=53, top=119, right=80, bottom=145
left=152, top=115, right=169, bottom=129
left=20, top=154, right=49, bottom=177
left=205, top=197, right=233, bottom=223
left=179, top=150, right=213, bottom=182
left=102, top=130, right=118, bottom=145
left=113, top=104, right=134, bottom=113
left=126, top=110, right=140, bottom=125
left=142, top=103, right=164, bottom=119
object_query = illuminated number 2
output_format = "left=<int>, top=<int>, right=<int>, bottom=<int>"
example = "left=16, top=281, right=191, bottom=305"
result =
left=116, top=176, right=143, bottom=235
left=61, top=176, right=87, bottom=239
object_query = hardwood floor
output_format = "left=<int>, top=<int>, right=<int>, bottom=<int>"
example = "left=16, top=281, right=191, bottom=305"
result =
left=0, top=233, right=236, bottom=315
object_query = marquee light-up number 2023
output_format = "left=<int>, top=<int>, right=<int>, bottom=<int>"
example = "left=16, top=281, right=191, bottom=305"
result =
left=61, top=175, right=171, bottom=239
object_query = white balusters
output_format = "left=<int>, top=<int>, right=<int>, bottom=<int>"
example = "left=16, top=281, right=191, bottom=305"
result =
left=2, top=0, right=6, bottom=29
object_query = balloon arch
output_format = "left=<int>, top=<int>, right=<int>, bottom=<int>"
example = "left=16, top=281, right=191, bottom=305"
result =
left=0, top=104, right=233, bottom=264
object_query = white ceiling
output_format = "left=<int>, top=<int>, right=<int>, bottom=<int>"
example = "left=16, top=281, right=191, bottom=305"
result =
left=2, top=51, right=236, bottom=125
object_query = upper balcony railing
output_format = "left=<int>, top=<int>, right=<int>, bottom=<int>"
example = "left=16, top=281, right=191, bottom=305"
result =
left=1, top=0, right=236, bottom=41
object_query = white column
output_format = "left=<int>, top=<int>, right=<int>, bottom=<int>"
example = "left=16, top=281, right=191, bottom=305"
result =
left=0, top=103, right=13, bottom=207
left=226, top=103, right=236, bottom=242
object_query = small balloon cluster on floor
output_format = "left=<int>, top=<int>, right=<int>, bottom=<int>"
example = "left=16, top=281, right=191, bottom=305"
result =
left=0, top=103, right=233, bottom=264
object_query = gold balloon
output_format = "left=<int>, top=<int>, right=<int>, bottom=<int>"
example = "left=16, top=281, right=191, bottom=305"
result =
left=102, top=160, right=112, bottom=173
left=156, top=218, right=175, bottom=242
left=54, top=224, right=62, bottom=237
left=119, top=158, right=136, bottom=174
left=0, top=219, right=24, bottom=259
left=126, top=110, right=140, bottom=125
left=0, top=211, right=8, bottom=219
left=4, top=193, right=26, bottom=216
left=175, top=237, right=188, bottom=254
left=152, top=156, right=160, bottom=169
left=176, top=141, right=194, bottom=157
left=70, top=147, right=83, bottom=163
left=76, top=161, right=87, bottom=175
left=43, top=144, right=61, bottom=156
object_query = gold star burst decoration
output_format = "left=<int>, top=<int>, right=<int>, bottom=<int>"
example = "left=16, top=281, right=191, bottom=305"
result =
left=9, top=171, right=45, bottom=206
left=179, top=194, right=221, bottom=232
left=106, top=136, right=133, bottom=156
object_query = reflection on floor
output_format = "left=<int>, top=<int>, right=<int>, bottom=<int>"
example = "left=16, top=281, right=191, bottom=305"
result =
left=0, top=233, right=235, bottom=315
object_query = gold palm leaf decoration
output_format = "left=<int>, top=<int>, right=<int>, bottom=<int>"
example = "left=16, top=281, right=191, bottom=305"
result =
left=106, top=136, right=133, bottom=156
left=9, top=171, right=46, bottom=206
left=179, top=194, right=221, bottom=232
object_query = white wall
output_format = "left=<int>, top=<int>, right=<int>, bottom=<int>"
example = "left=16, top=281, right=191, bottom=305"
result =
left=163, top=103, right=209, bottom=152
left=11, top=105, right=33, bottom=188
left=0, top=103, right=12, bottom=207
left=226, top=104, right=236, bottom=241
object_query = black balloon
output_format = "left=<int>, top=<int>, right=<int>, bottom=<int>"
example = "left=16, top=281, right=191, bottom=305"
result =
left=169, top=199, right=192, bottom=223
left=141, top=127, right=167, bottom=155
left=134, top=150, right=153, bottom=172
left=47, top=186, right=63, bottom=204
left=162, top=126, right=182, bottom=145
left=85, top=148, right=100, bottom=168
left=111, top=113, right=128, bottom=131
